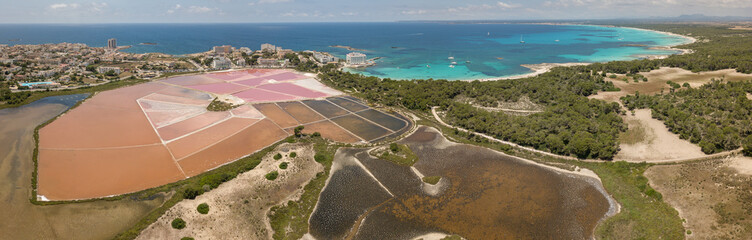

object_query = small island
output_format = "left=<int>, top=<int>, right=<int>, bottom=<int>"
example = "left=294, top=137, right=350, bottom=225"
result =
left=139, top=42, right=158, bottom=45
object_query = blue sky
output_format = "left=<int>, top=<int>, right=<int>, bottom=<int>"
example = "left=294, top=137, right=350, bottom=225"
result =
left=1, top=0, right=751, bottom=23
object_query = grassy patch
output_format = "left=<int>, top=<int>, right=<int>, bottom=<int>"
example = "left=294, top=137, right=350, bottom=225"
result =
left=619, top=120, right=650, bottom=145
left=289, top=152, right=297, bottom=158
left=274, top=153, right=283, bottom=160
left=422, top=176, right=441, bottom=185
left=268, top=137, right=339, bottom=240
left=206, top=98, right=239, bottom=112
left=440, top=235, right=463, bottom=240
left=374, top=143, right=419, bottom=166
left=279, top=162, right=288, bottom=169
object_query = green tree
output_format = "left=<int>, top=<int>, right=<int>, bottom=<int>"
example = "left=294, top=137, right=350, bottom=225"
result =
left=390, top=143, right=399, bottom=153
left=197, top=203, right=209, bottom=214
left=743, top=135, right=752, bottom=157
left=171, top=218, right=186, bottom=229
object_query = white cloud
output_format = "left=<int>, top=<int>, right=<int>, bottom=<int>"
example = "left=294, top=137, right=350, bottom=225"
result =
left=251, top=0, right=292, bottom=5
left=497, top=1, right=521, bottom=9
left=187, top=6, right=215, bottom=13
left=401, top=9, right=427, bottom=15
left=166, top=4, right=181, bottom=14
left=49, top=3, right=80, bottom=10
left=89, top=2, right=107, bottom=13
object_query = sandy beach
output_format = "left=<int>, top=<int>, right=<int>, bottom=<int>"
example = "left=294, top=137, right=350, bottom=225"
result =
left=459, top=24, right=698, bottom=82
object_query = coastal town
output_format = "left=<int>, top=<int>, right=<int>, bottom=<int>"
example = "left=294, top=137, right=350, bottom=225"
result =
left=0, top=39, right=370, bottom=95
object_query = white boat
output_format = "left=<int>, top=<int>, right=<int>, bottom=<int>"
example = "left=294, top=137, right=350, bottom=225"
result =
left=520, top=35, right=525, bottom=44
left=487, top=32, right=490, bottom=36
left=451, top=61, right=457, bottom=65
left=555, top=39, right=560, bottom=42
left=426, top=64, right=430, bottom=68
left=448, top=56, right=455, bottom=60
left=466, top=60, right=471, bottom=63
left=449, top=65, right=455, bottom=68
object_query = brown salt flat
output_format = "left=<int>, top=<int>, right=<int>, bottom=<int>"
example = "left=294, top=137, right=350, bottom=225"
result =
left=166, top=117, right=260, bottom=160
left=38, top=145, right=184, bottom=200
left=286, top=120, right=362, bottom=143
left=254, top=103, right=300, bottom=128
left=160, top=75, right=223, bottom=86
left=276, top=101, right=325, bottom=124
left=157, top=111, right=231, bottom=141
left=142, top=93, right=211, bottom=106
left=39, top=104, right=161, bottom=149
left=178, top=119, right=288, bottom=176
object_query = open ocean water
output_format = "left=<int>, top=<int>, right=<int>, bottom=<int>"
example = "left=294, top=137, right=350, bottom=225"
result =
left=0, top=23, right=690, bottom=80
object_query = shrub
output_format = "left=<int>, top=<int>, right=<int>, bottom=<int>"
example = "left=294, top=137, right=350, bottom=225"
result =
left=289, top=152, right=297, bottom=158
left=609, top=74, right=617, bottom=78
left=265, top=171, right=279, bottom=180
left=197, top=203, right=209, bottom=214
left=312, top=132, right=321, bottom=137
left=314, top=153, right=326, bottom=163
left=279, top=162, right=288, bottom=169
left=273, top=153, right=282, bottom=160
left=390, top=143, right=399, bottom=153
left=293, top=126, right=305, bottom=137
left=171, top=218, right=186, bottom=229
left=183, top=185, right=204, bottom=200
left=198, top=172, right=232, bottom=189
left=181, top=237, right=194, bottom=240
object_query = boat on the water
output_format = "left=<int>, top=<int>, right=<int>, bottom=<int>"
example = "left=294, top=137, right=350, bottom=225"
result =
left=449, top=65, right=455, bottom=68
left=451, top=61, right=457, bottom=65
left=497, top=57, right=504, bottom=60
left=448, top=56, right=454, bottom=60
left=520, top=35, right=525, bottom=44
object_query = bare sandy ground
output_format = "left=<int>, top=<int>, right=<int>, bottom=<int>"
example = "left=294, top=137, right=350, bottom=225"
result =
left=646, top=158, right=752, bottom=239
left=470, top=62, right=591, bottom=81
left=589, top=67, right=752, bottom=102
left=727, top=155, right=752, bottom=175
left=730, top=26, right=752, bottom=31
left=137, top=143, right=323, bottom=240
left=615, top=109, right=706, bottom=162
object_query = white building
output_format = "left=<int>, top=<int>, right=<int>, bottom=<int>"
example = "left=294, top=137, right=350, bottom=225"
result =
left=235, top=59, right=247, bottom=67
left=261, top=43, right=276, bottom=53
left=313, top=52, right=336, bottom=63
left=238, top=47, right=253, bottom=55
left=107, top=38, right=117, bottom=49
left=213, top=45, right=232, bottom=55
left=212, top=57, right=232, bottom=69
left=346, top=52, right=367, bottom=65
left=96, top=66, right=121, bottom=75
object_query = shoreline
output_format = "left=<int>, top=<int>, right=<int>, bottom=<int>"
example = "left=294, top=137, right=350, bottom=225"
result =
left=348, top=24, right=697, bottom=82
left=461, top=24, right=697, bottom=81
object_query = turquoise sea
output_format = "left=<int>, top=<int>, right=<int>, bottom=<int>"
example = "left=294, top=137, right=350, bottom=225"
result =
left=0, top=23, right=690, bottom=80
